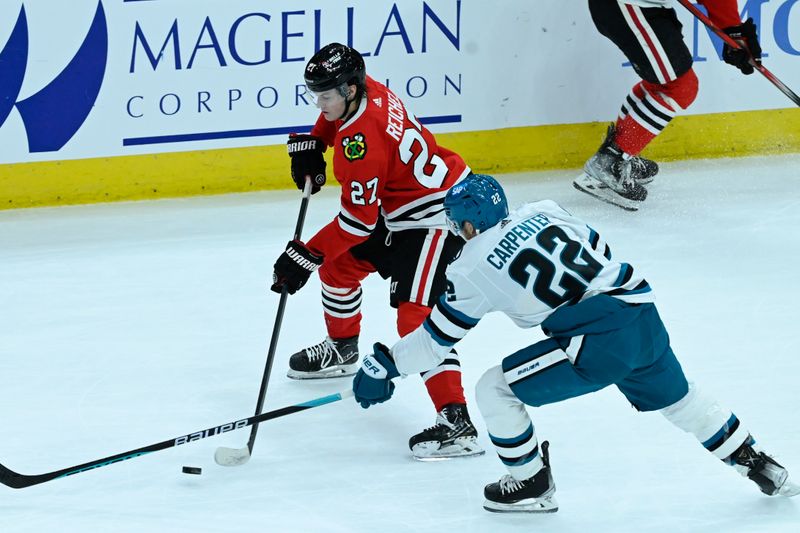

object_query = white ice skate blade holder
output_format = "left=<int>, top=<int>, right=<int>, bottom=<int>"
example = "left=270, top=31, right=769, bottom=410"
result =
left=573, top=173, right=642, bottom=212
left=483, top=496, right=559, bottom=514
left=411, top=439, right=486, bottom=461
left=779, top=479, right=800, bottom=497
left=286, top=364, right=357, bottom=380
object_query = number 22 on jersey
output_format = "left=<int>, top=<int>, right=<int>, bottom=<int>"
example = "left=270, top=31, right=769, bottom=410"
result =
left=509, top=225, right=602, bottom=308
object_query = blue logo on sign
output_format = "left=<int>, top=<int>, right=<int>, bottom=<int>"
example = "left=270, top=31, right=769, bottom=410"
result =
left=0, top=2, right=108, bottom=152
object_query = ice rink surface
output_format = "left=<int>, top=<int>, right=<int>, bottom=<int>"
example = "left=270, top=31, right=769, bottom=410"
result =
left=1, top=154, right=799, bottom=532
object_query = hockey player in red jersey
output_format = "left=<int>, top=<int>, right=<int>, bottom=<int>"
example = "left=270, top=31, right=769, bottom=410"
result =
left=271, top=43, right=483, bottom=459
left=573, top=0, right=762, bottom=210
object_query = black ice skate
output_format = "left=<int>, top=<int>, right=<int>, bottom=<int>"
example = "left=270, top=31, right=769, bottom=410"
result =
left=573, top=124, right=650, bottom=211
left=408, top=403, right=485, bottom=460
left=598, top=124, right=659, bottom=184
left=730, top=440, right=799, bottom=497
left=483, top=440, right=558, bottom=513
left=286, top=336, right=359, bottom=380
left=629, top=154, right=658, bottom=185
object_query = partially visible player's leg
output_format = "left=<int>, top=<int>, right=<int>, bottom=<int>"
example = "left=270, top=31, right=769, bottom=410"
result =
left=594, top=1, right=697, bottom=159
left=391, top=227, right=483, bottom=459
left=286, top=248, right=375, bottom=379
left=615, top=69, right=698, bottom=158
left=477, top=367, right=559, bottom=513
left=476, top=336, right=615, bottom=513
left=576, top=1, right=697, bottom=209
left=615, top=305, right=799, bottom=497
left=478, top=297, right=673, bottom=511
left=659, top=382, right=798, bottom=497
left=318, top=253, right=373, bottom=340
left=398, top=301, right=466, bottom=411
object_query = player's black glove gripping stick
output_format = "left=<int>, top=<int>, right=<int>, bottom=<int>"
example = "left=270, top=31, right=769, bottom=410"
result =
left=0, top=389, right=353, bottom=489
left=677, top=0, right=799, bottom=107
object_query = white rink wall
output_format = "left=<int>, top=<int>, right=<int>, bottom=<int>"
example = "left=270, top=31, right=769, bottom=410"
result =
left=1, top=0, right=798, bottom=164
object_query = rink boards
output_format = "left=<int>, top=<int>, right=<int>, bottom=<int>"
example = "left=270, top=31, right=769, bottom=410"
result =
left=1, top=0, right=799, bottom=208
left=2, top=107, right=799, bottom=209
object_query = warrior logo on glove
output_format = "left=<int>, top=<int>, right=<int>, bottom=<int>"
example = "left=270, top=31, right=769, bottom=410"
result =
left=287, top=134, right=327, bottom=193
left=288, top=138, right=319, bottom=154
left=271, top=240, right=324, bottom=295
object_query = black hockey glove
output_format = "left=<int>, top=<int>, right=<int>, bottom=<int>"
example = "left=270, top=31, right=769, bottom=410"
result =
left=287, top=134, right=326, bottom=194
left=722, top=18, right=762, bottom=75
left=271, top=240, right=323, bottom=295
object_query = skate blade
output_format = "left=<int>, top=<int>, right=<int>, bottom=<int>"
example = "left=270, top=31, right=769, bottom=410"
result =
left=412, top=440, right=486, bottom=461
left=580, top=176, right=655, bottom=187
left=779, top=479, right=800, bottom=497
left=573, top=174, right=641, bottom=212
left=286, top=364, right=358, bottom=380
left=483, top=496, right=559, bottom=514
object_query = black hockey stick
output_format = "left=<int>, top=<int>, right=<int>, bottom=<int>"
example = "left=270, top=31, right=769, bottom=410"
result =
left=677, top=0, right=800, bottom=107
left=0, top=389, right=353, bottom=489
left=215, top=176, right=317, bottom=466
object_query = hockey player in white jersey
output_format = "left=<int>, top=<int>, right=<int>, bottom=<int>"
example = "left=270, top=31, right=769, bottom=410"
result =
left=351, top=173, right=799, bottom=513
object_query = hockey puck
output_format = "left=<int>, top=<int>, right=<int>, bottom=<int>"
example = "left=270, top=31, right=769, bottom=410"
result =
left=182, top=466, right=202, bottom=475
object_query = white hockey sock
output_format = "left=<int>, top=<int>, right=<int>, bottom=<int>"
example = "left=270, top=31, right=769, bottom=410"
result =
left=476, top=365, right=544, bottom=480
left=660, top=382, right=750, bottom=462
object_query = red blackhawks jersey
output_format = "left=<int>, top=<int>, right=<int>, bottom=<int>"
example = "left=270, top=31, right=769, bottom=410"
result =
left=305, top=76, right=470, bottom=262
left=628, top=1, right=741, bottom=28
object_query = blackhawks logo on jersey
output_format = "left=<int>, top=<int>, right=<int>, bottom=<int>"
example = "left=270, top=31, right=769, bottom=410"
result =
left=342, top=133, right=367, bottom=162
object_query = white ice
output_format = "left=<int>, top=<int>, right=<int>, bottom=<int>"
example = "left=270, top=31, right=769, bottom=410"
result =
left=1, top=154, right=799, bottom=533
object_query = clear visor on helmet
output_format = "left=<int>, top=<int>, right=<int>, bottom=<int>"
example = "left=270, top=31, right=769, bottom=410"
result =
left=306, top=84, right=348, bottom=106
left=446, top=214, right=462, bottom=237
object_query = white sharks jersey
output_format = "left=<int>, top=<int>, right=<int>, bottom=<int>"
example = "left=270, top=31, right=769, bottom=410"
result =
left=391, top=200, right=656, bottom=375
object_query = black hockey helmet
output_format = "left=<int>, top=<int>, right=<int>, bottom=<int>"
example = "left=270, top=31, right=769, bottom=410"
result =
left=304, top=43, right=366, bottom=93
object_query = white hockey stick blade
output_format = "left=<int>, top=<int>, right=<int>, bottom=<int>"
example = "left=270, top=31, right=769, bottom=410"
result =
left=213, top=389, right=355, bottom=467
left=214, top=446, right=251, bottom=467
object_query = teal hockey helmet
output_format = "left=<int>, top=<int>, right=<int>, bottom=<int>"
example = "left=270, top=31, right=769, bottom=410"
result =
left=444, top=174, right=509, bottom=236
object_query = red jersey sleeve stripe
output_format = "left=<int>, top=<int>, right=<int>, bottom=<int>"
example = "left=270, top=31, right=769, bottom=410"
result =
left=337, top=211, right=375, bottom=237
